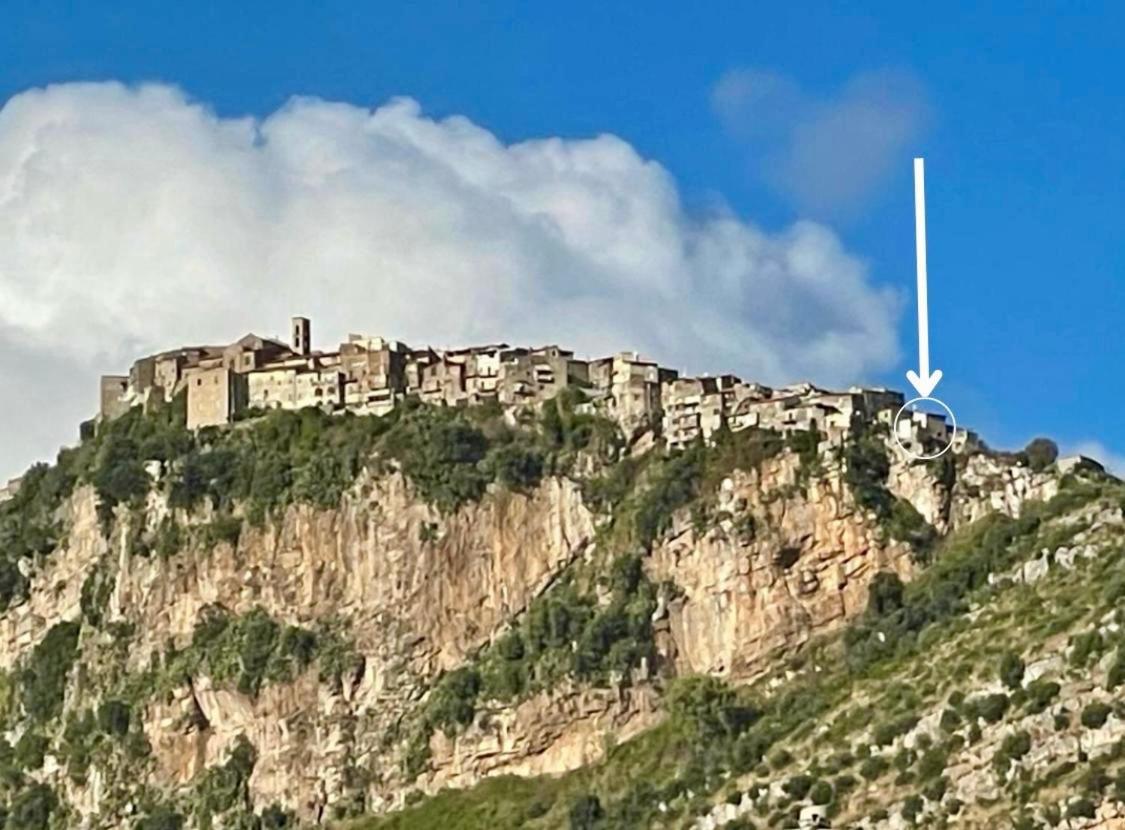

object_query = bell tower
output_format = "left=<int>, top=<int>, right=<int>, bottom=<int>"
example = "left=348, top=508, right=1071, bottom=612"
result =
left=292, top=316, right=311, bottom=356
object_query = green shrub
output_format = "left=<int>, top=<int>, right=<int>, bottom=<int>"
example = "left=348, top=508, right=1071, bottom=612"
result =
left=381, top=406, right=491, bottom=511
left=134, top=807, right=185, bottom=830
left=98, top=698, right=132, bottom=737
left=868, top=572, right=905, bottom=615
left=6, top=783, right=59, bottom=830
left=808, top=780, right=833, bottom=805
left=1024, top=438, right=1059, bottom=472
left=921, top=776, right=947, bottom=802
left=199, top=516, right=243, bottom=549
left=939, top=708, right=961, bottom=732
left=631, top=446, right=706, bottom=547
left=13, top=731, right=48, bottom=770
left=196, top=736, right=256, bottom=817
left=872, top=715, right=918, bottom=746
left=768, top=748, right=794, bottom=771
left=666, top=676, right=759, bottom=742
left=1025, top=679, right=1060, bottom=714
left=0, top=453, right=90, bottom=607
left=1082, top=765, right=1111, bottom=795
left=999, top=651, right=1025, bottom=690
left=1065, top=798, right=1095, bottom=819
left=425, top=668, right=482, bottom=735
left=901, top=794, right=923, bottom=821
left=1070, top=631, right=1104, bottom=667
left=259, top=805, right=296, bottom=828
left=1106, top=652, right=1125, bottom=691
left=845, top=431, right=891, bottom=514
left=80, top=566, right=115, bottom=627
left=834, top=773, right=858, bottom=796
left=1081, top=701, right=1112, bottom=729
left=999, top=731, right=1032, bottom=761
left=916, top=748, right=947, bottom=780
left=163, top=608, right=341, bottom=698
left=966, top=693, right=1010, bottom=725
left=485, top=443, right=545, bottom=491
left=91, top=430, right=153, bottom=521
left=568, top=793, right=604, bottom=829
left=782, top=774, right=813, bottom=799
left=841, top=430, right=937, bottom=549
left=19, top=621, right=81, bottom=722
left=887, top=499, right=937, bottom=550
left=60, top=709, right=98, bottom=784
left=860, top=755, right=890, bottom=781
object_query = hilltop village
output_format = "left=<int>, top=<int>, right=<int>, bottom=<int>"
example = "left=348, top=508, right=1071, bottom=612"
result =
left=97, top=316, right=972, bottom=457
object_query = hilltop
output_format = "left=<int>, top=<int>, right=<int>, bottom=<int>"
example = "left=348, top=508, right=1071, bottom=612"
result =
left=0, top=327, right=1118, bottom=830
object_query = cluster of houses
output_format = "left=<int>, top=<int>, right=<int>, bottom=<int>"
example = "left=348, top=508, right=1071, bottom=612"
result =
left=98, top=316, right=974, bottom=455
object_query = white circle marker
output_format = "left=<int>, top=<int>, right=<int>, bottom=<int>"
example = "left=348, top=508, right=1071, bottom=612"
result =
left=892, top=397, right=957, bottom=460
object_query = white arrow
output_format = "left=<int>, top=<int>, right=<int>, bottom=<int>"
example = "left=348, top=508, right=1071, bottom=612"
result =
left=905, top=157, right=943, bottom=398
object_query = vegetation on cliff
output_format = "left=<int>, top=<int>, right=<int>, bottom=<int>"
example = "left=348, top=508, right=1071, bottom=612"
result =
left=843, top=424, right=939, bottom=555
left=158, top=607, right=362, bottom=698
left=1, top=388, right=1109, bottom=830
left=358, top=474, right=1123, bottom=829
left=398, top=421, right=823, bottom=782
left=404, top=553, right=662, bottom=777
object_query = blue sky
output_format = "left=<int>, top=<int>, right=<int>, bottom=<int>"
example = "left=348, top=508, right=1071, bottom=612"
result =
left=1, top=2, right=1122, bottom=472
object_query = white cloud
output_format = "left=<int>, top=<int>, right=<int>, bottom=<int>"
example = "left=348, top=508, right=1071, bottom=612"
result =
left=712, top=68, right=931, bottom=216
left=0, top=81, right=900, bottom=479
left=1065, top=441, right=1125, bottom=477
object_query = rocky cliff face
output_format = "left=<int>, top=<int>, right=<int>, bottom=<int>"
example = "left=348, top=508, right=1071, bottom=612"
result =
left=0, top=418, right=1066, bottom=829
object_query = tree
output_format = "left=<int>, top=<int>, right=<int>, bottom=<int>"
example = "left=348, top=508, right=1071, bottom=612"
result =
left=665, top=676, right=759, bottom=741
left=20, top=621, right=81, bottom=722
left=260, top=805, right=294, bottom=828
left=999, top=651, right=1025, bottom=690
left=568, top=794, right=603, bottom=830
left=1081, top=701, right=1112, bottom=729
left=1023, top=438, right=1058, bottom=472
left=6, top=784, right=58, bottom=830
left=868, top=571, right=905, bottom=616
left=486, top=443, right=545, bottom=491
left=814, top=778, right=841, bottom=805
left=98, top=699, right=132, bottom=737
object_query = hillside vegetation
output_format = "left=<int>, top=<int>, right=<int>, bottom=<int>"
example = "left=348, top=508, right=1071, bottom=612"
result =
left=352, top=476, right=1125, bottom=830
left=0, top=392, right=1116, bottom=830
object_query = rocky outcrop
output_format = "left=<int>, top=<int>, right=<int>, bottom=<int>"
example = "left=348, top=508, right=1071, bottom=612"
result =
left=423, top=684, right=661, bottom=792
left=112, top=472, right=594, bottom=674
left=0, top=487, right=106, bottom=670
left=0, top=435, right=1073, bottom=826
left=3, top=472, right=598, bottom=823
left=648, top=453, right=913, bottom=680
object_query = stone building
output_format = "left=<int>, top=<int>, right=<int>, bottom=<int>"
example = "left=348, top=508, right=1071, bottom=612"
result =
left=247, top=357, right=345, bottom=414
left=97, top=316, right=950, bottom=457
left=498, top=346, right=589, bottom=406
left=339, top=336, right=409, bottom=415
left=98, top=376, right=130, bottom=421
left=588, top=352, right=677, bottom=437
left=184, top=365, right=246, bottom=430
